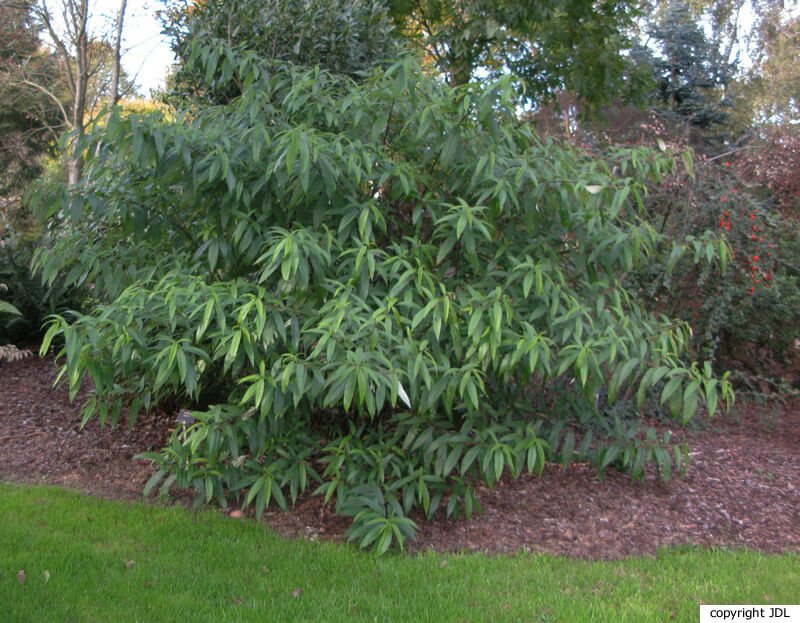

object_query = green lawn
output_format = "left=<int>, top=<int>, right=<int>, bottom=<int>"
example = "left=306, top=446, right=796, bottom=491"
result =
left=2, top=482, right=797, bottom=622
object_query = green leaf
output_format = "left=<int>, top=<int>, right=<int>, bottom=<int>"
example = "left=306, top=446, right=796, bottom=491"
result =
left=680, top=150, right=694, bottom=179
left=522, top=272, right=533, bottom=298
left=143, top=469, right=166, bottom=496
left=705, top=381, right=718, bottom=418
left=197, top=300, right=214, bottom=340
left=39, top=320, right=62, bottom=356
left=599, top=444, right=620, bottom=472
left=682, top=380, right=700, bottom=424
left=660, top=375, right=683, bottom=408
left=493, top=449, right=504, bottom=480
left=0, top=301, right=21, bottom=316
left=343, top=375, right=356, bottom=411
left=245, top=476, right=266, bottom=508
left=411, top=300, right=437, bottom=330
left=467, top=309, right=483, bottom=339
left=560, top=431, right=575, bottom=468
left=442, top=447, right=460, bottom=477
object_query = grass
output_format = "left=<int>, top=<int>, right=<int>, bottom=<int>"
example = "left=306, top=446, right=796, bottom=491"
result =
left=2, top=482, right=797, bottom=622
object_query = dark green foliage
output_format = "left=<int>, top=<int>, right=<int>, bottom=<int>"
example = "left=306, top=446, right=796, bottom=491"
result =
left=34, top=43, right=731, bottom=549
left=0, top=228, right=86, bottom=344
left=163, top=0, right=400, bottom=104
left=0, top=286, right=21, bottom=320
left=387, top=0, right=648, bottom=111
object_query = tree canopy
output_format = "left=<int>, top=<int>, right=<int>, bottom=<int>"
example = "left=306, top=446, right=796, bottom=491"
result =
left=737, top=5, right=800, bottom=126
left=387, top=0, right=649, bottom=111
left=161, top=0, right=651, bottom=112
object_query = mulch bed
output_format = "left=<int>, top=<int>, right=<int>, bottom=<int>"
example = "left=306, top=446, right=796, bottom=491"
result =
left=2, top=355, right=798, bottom=559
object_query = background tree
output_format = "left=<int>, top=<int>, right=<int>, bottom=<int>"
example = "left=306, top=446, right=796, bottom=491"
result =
left=386, top=0, right=650, bottom=111
left=9, top=0, right=131, bottom=184
left=1, top=0, right=132, bottom=347
left=733, top=4, right=799, bottom=128
left=640, top=0, right=738, bottom=147
left=109, top=0, right=126, bottom=105
left=0, top=0, right=63, bottom=197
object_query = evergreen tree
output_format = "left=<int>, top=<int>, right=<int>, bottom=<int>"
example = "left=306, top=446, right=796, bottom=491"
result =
left=645, top=0, right=737, bottom=142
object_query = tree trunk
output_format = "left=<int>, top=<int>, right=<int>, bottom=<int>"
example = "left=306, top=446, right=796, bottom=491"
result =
left=68, top=0, right=90, bottom=184
left=110, top=0, right=127, bottom=105
left=66, top=154, right=83, bottom=186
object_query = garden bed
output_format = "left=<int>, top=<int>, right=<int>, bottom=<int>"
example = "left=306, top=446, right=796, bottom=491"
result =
left=1, top=355, right=798, bottom=558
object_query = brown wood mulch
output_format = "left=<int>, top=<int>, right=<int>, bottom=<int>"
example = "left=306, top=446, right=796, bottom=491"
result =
left=1, top=355, right=798, bottom=559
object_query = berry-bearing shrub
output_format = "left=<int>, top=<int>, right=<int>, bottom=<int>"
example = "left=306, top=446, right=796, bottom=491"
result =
left=629, top=150, right=800, bottom=391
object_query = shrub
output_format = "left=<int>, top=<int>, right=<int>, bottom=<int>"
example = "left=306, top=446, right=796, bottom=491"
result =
left=736, top=125, right=800, bottom=218
left=34, top=46, right=731, bottom=550
left=0, top=253, right=32, bottom=363
left=625, top=147, right=800, bottom=388
left=0, top=230, right=87, bottom=344
left=163, top=0, right=399, bottom=104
